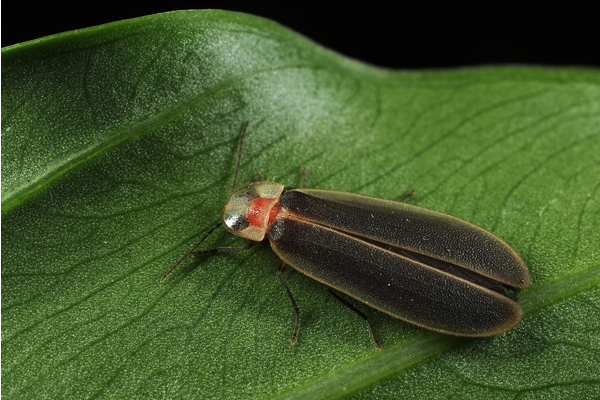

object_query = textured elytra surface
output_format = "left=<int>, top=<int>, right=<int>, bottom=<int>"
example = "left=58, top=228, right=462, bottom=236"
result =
left=2, top=10, right=600, bottom=400
left=269, top=217, right=523, bottom=336
left=281, top=188, right=530, bottom=287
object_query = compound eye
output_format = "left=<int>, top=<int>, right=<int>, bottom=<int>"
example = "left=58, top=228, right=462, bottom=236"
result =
left=223, top=209, right=250, bottom=232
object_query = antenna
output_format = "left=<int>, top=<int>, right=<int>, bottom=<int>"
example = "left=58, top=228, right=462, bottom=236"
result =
left=161, top=121, right=250, bottom=281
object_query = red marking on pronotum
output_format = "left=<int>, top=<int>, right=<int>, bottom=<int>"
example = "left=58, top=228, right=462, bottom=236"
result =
left=248, top=198, right=272, bottom=227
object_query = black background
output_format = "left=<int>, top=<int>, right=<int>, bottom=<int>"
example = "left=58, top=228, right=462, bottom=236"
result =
left=2, top=3, right=598, bottom=68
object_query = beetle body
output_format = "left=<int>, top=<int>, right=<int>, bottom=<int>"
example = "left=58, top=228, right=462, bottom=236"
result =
left=163, top=122, right=531, bottom=343
left=223, top=182, right=530, bottom=337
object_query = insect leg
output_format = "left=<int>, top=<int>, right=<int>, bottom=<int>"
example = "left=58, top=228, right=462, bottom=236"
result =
left=300, top=164, right=307, bottom=189
left=277, top=262, right=300, bottom=345
left=399, top=188, right=416, bottom=202
left=193, top=240, right=258, bottom=255
left=161, top=221, right=257, bottom=281
left=325, top=286, right=382, bottom=351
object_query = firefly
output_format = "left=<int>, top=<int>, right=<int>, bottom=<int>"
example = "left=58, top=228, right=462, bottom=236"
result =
left=162, top=122, right=530, bottom=349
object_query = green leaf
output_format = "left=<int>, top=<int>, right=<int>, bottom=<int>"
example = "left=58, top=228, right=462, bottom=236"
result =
left=2, top=10, right=599, bottom=399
